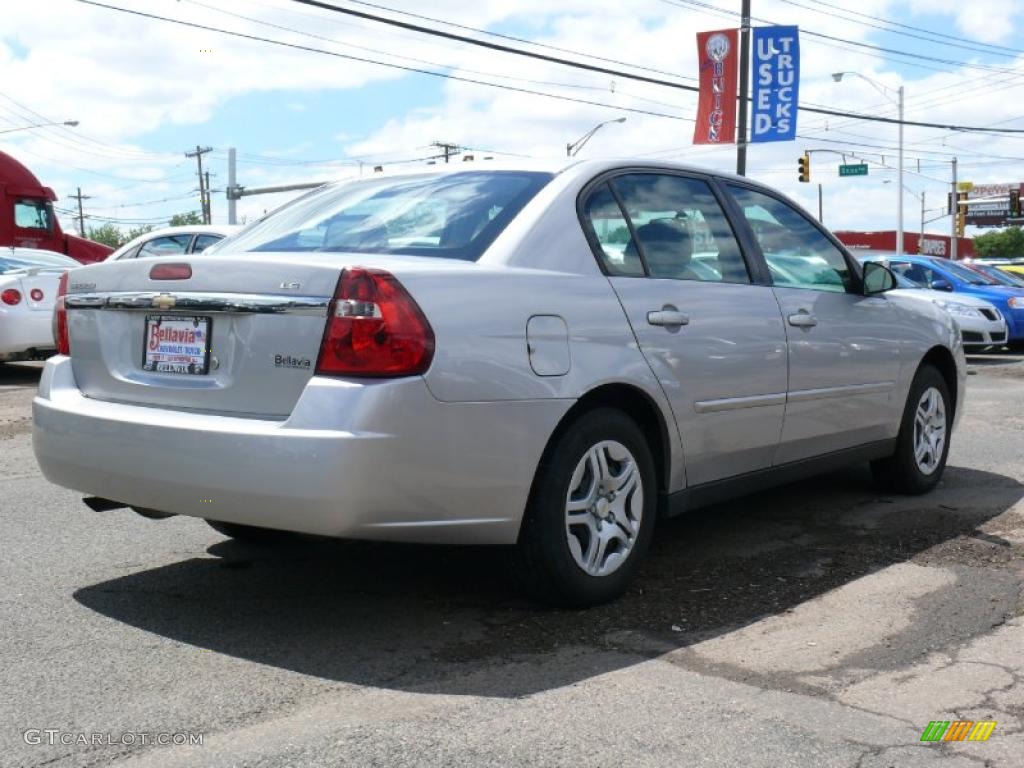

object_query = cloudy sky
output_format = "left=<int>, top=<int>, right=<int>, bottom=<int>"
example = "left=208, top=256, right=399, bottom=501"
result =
left=1, top=0, right=1023, bottom=237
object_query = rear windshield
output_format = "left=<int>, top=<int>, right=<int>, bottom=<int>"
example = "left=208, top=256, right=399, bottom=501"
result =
left=934, top=259, right=1000, bottom=285
left=225, top=171, right=553, bottom=261
left=0, top=253, right=78, bottom=273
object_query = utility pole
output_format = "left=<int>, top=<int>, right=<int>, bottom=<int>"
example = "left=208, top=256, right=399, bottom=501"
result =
left=817, top=183, right=823, bottom=224
left=68, top=187, right=90, bottom=236
left=227, top=147, right=237, bottom=225
left=204, top=170, right=212, bottom=224
left=735, top=0, right=752, bottom=176
left=896, top=85, right=905, bottom=256
left=185, top=145, right=213, bottom=224
left=430, top=141, right=461, bottom=163
left=920, top=191, right=925, bottom=253
left=950, top=156, right=958, bottom=261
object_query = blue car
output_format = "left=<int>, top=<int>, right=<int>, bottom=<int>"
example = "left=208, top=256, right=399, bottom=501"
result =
left=880, top=254, right=1024, bottom=350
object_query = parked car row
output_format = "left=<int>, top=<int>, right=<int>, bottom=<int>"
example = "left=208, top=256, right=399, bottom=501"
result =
left=32, top=159, right=970, bottom=606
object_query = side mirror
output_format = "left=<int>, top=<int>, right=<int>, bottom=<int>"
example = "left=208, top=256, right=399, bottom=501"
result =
left=863, top=261, right=897, bottom=295
left=931, top=278, right=954, bottom=292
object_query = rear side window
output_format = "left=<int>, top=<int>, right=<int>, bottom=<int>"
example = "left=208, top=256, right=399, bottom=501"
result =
left=582, top=173, right=750, bottom=283
left=191, top=234, right=222, bottom=252
left=224, top=171, right=553, bottom=261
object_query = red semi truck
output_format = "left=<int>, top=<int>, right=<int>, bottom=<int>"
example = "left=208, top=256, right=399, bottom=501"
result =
left=0, top=151, right=112, bottom=264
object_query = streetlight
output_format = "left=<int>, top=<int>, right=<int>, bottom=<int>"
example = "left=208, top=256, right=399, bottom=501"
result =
left=0, top=120, right=79, bottom=135
left=833, top=71, right=904, bottom=256
left=566, top=117, right=626, bottom=157
left=885, top=180, right=926, bottom=252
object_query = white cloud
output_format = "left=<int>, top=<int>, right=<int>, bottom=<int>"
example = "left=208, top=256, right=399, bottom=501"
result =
left=1, top=0, right=1022, bottom=235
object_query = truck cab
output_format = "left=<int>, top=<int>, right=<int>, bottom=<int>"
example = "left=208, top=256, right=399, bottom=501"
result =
left=0, top=151, right=113, bottom=264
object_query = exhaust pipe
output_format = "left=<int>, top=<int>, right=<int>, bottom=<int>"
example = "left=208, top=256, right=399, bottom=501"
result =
left=81, top=497, right=176, bottom=520
left=82, top=496, right=127, bottom=512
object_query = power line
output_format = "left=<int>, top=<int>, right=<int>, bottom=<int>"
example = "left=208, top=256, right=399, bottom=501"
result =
left=777, top=0, right=1023, bottom=59
left=75, top=0, right=1024, bottom=137
left=806, top=0, right=1024, bottom=57
left=74, top=1, right=697, bottom=124
left=661, top=0, right=1024, bottom=77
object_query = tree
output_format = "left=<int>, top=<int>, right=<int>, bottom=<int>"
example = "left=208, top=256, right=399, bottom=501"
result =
left=86, top=223, right=126, bottom=248
left=973, top=227, right=1024, bottom=258
left=126, top=224, right=155, bottom=242
left=168, top=211, right=203, bottom=227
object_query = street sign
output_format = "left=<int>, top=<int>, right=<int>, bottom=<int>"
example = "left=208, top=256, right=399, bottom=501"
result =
left=839, top=163, right=869, bottom=177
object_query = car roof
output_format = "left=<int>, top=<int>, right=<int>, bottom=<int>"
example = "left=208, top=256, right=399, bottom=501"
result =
left=328, top=157, right=763, bottom=188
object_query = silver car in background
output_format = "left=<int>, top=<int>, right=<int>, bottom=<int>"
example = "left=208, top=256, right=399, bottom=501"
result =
left=33, top=160, right=966, bottom=605
left=855, top=253, right=1007, bottom=352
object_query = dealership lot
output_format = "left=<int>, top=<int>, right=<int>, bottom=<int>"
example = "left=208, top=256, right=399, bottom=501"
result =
left=2, top=358, right=1023, bottom=767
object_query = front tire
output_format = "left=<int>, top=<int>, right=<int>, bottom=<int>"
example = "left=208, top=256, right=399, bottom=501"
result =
left=871, top=364, right=952, bottom=494
left=510, top=408, right=657, bottom=607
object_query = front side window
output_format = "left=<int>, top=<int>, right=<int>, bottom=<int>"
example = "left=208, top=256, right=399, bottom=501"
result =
left=728, top=185, right=853, bottom=293
left=14, top=199, right=52, bottom=231
left=137, top=235, right=191, bottom=258
left=582, top=173, right=750, bottom=283
left=223, top=171, right=553, bottom=262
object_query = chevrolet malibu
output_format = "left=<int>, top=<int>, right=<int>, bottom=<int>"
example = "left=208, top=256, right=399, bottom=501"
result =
left=33, top=160, right=966, bottom=606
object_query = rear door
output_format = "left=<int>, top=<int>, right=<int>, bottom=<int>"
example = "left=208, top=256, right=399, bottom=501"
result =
left=581, top=171, right=788, bottom=487
left=723, top=183, right=902, bottom=464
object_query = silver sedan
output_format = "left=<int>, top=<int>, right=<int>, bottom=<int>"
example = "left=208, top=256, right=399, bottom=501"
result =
left=33, top=159, right=966, bottom=606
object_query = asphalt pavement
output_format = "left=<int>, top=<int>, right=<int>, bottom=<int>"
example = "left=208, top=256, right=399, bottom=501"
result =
left=2, top=356, right=1023, bottom=768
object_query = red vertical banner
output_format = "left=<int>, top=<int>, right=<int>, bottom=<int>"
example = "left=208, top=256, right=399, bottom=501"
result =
left=693, top=29, right=739, bottom=145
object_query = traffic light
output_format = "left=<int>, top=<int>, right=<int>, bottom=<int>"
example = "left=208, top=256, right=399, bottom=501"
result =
left=955, top=191, right=969, bottom=236
left=1010, top=189, right=1021, bottom=218
left=797, top=153, right=810, bottom=183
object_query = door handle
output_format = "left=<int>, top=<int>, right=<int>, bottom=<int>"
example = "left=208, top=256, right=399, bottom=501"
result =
left=787, top=311, right=818, bottom=328
left=647, top=308, right=690, bottom=328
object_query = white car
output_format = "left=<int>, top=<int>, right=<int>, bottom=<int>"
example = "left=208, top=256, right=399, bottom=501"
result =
left=0, top=247, right=79, bottom=362
left=856, top=255, right=1007, bottom=352
left=105, top=225, right=242, bottom=261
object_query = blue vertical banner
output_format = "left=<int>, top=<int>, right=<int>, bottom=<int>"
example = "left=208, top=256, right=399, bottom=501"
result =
left=750, top=26, right=800, bottom=143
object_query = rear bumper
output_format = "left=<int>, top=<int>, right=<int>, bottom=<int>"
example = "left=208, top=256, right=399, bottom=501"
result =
left=33, top=357, right=570, bottom=544
left=0, top=307, right=54, bottom=360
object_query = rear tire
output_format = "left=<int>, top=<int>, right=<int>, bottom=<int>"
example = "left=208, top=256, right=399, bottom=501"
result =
left=871, top=364, right=952, bottom=494
left=206, top=519, right=296, bottom=544
left=510, top=408, right=657, bottom=607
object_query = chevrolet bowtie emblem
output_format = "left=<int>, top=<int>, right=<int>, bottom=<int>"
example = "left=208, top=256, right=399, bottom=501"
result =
left=151, top=293, right=176, bottom=310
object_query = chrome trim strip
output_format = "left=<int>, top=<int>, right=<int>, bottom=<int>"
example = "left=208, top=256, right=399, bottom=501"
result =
left=65, top=291, right=330, bottom=316
left=693, top=392, right=787, bottom=413
left=787, top=381, right=895, bottom=403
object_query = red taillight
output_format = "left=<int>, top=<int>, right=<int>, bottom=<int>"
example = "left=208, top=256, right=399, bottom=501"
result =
left=30, top=288, right=44, bottom=302
left=150, top=263, right=192, bottom=280
left=2, top=288, right=21, bottom=305
left=54, top=271, right=70, bottom=355
left=316, top=268, right=434, bottom=377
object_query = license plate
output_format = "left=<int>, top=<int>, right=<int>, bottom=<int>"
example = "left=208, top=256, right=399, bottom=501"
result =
left=143, top=315, right=212, bottom=375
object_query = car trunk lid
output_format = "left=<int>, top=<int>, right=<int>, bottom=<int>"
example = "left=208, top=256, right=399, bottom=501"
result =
left=64, top=256, right=344, bottom=418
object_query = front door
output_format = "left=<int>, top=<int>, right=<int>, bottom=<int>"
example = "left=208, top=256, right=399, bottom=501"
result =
left=724, top=184, right=903, bottom=464
left=582, top=172, right=788, bottom=487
